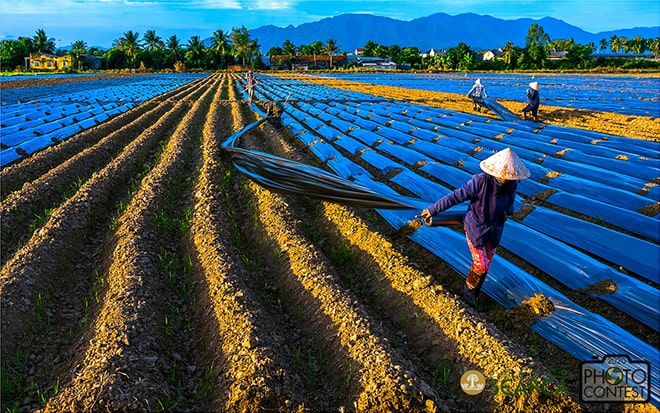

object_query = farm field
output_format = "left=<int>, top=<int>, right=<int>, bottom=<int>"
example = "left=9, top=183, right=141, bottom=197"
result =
left=312, top=73, right=660, bottom=117
left=1, top=72, right=658, bottom=412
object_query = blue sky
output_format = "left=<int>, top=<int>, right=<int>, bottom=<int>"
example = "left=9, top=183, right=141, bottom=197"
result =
left=2, top=0, right=659, bottom=49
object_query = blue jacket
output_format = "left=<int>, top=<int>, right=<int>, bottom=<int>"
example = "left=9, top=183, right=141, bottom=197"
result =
left=527, top=89, right=540, bottom=109
left=427, top=173, right=517, bottom=248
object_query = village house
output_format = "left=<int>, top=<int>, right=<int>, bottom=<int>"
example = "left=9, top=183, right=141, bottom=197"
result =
left=83, top=54, right=103, bottom=70
left=421, top=48, right=445, bottom=58
left=360, top=58, right=397, bottom=71
left=26, top=53, right=72, bottom=71
left=481, top=49, right=504, bottom=61
left=549, top=48, right=568, bottom=60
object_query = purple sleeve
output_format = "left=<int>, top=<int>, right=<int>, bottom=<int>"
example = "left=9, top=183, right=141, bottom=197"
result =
left=427, top=175, right=479, bottom=216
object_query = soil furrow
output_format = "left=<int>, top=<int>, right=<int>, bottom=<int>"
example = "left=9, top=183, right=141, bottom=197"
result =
left=1, top=72, right=656, bottom=413
left=240, top=95, right=580, bottom=411
left=231, top=98, right=432, bottom=411
left=0, top=84, right=205, bottom=412
left=0, top=76, right=213, bottom=263
left=187, top=76, right=310, bottom=411
left=318, top=202, right=580, bottom=411
left=0, top=76, right=209, bottom=199
left=43, top=74, right=218, bottom=412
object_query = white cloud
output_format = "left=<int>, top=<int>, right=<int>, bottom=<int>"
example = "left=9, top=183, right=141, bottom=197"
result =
left=199, top=0, right=244, bottom=9
left=239, top=0, right=295, bottom=10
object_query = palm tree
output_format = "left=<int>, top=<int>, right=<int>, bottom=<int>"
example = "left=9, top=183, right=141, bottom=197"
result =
left=283, top=39, right=296, bottom=61
left=247, top=38, right=261, bottom=67
left=211, top=29, right=230, bottom=68
left=599, top=38, right=608, bottom=52
left=610, top=35, right=621, bottom=54
left=650, top=37, right=660, bottom=60
left=231, top=25, right=254, bottom=67
left=142, top=30, right=163, bottom=69
left=186, top=35, right=205, bottom=68
left=308, top=41, right=324, bottom=67
left=71, top=40, right=87, bottom=54
left=619, top=36, right=630, bottom=54
left=630, top=36, right=646, bottom=55
left=502, top=41, right=515, bottom=67
left=113, top=30, right=142, bottom=68
left=325, top=38, right=338, bottom=68
left=71, top=40, right=87, bottom=70
left=143, top=30, right=163, bottom=51
left=166, top=35, right=182, bottom=63
left=33, top=29, right=55, bottom=54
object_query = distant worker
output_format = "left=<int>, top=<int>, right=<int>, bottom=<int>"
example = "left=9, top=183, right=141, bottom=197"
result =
left=521, top=81, right=540, bottom=121
left=245, top=70, right=259, bottom=102
left=420, top=148, right=530, bottom=311
left=467, top=78, right=488, bottom=112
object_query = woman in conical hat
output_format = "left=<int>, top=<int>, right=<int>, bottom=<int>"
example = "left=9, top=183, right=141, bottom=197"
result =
left=522, top=81, right=540, bottom=121
left=467, top=78, right=488, bottom=112
left=421, top=147, right=530, bottom=311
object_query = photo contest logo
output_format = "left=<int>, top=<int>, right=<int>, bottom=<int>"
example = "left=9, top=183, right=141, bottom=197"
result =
left=580, top=354, right=650, bottom=403
left=461, top=370, right=486, bottom=395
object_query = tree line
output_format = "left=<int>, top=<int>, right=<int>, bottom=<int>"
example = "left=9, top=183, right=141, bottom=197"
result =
left=1, top=24, right=659, bottom=73
left=0, top=26, right=261, bottom=72
left=363, top=25, right=660, bottom=71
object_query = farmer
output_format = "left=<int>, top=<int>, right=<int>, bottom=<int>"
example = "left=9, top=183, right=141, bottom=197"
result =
left=467, top=78, right=488, bottom=112
left=245, top=70, right=259, bottom=102
left=521, top=81, right=540, bottom=121
left=420, top=147, right=530, bottom=311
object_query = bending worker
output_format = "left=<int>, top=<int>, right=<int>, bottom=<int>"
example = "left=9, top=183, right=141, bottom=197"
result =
left=467, top=78, right=488, bottom=112
left=246, top=70, right=259, bottom=102
left=522, top=81, right=540, bottom=121
left=420, top=148, right=530, bottom=310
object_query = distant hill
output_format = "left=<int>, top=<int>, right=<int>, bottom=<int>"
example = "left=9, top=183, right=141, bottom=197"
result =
left=250, top=12, right=660, bottom=53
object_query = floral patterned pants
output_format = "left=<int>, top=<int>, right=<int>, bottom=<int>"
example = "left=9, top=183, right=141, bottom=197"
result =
left=466, top=234, right=497, bottom=276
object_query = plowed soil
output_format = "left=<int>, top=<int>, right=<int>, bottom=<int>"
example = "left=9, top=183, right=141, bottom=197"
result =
left=1, top=72, right=657, bottom=413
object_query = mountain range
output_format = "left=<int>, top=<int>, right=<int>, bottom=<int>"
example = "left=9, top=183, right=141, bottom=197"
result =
left=250, top=12, right=660, bottom=54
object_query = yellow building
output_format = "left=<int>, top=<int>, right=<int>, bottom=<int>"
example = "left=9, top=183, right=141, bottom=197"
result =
left=28, top=53, right=72, bottom=71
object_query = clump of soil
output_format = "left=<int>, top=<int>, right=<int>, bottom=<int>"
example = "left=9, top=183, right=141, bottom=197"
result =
left=507, top=294, right=556, bottom=328
left=580, top=279, right=618, bottom=295
left=393, top=218, right=424, bottom=238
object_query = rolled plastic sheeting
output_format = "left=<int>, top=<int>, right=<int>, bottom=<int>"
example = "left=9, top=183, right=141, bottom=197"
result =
left=222, top=118, right=415, bottom=210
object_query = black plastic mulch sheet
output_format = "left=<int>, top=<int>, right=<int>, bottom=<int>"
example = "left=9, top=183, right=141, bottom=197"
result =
left=221, top=118, right=415, bottom=210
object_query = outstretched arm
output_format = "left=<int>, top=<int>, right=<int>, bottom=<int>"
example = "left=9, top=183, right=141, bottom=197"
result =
left=422, top=175, right=480, bottom=217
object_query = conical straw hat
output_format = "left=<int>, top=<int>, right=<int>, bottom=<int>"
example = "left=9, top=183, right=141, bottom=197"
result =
left=529, top=81, right=539, bottom=90
left=479, top=147, right=530, bottom=180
